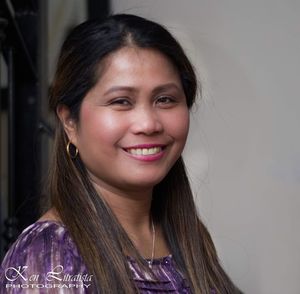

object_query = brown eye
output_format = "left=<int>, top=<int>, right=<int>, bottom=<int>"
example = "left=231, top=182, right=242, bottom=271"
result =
left=156, top=96, right=176, bottom=105
left=110, top=98, right=132, bottom=106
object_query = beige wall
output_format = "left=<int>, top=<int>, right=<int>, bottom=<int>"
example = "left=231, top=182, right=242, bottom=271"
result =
left=111, top=1, right=300, bottom=293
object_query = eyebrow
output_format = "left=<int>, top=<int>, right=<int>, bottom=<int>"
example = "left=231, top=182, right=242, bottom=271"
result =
left=103, top=86, right=137, bottom=96
left=152, top=83, right=183, bottom=95
left=103, top=83, right=183, bottom=96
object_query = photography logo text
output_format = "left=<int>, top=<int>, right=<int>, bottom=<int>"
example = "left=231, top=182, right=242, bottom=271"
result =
left=4, top=265, right=93, bottom=289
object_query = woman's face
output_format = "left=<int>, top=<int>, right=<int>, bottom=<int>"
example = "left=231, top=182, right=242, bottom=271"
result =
left=63, top=47, right=189, bottom=192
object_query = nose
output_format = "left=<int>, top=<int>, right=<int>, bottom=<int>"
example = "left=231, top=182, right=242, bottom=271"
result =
left=130, top=107, right=163, bottom=135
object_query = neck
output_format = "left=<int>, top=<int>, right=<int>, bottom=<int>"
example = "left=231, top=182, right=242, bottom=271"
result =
left=88, top=175, right=170, bottom=259
left=90, top=177, right=153, bottom=233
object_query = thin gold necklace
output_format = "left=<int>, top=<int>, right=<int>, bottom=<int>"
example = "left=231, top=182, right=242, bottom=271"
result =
left=147, top=218, right=156, bottom=268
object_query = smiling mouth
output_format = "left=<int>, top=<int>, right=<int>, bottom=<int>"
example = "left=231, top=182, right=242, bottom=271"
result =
left=125, top=147, right=163, bottom=156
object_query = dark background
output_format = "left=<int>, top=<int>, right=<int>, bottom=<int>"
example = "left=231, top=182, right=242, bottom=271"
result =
left=0, top=0, right=110, bottom=260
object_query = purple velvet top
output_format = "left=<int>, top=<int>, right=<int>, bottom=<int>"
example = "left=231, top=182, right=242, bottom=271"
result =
left=0, top=221, right=191, bottom=293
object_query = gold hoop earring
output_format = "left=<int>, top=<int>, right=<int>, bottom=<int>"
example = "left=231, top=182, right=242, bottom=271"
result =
left=66, top=141, right=78, bottom=159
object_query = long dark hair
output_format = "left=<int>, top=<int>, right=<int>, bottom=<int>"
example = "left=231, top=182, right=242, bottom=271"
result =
left=48, top=14, right=242, bottom=293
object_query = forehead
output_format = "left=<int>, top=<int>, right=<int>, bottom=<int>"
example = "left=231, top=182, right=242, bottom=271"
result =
left=94, top=47, right=182, bottom=89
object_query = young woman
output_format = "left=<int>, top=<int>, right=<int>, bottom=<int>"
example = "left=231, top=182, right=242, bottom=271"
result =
left=1, top=14, right=242, bottom=293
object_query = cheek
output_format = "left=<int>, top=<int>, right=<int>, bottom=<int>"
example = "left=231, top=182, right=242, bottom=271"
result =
left=78, top=105, right=126, bottom=148
left=165, top=109, right=190, bottom=143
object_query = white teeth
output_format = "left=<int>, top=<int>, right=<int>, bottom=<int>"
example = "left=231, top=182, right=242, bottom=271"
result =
left=127, top=147, right=162, bottom=156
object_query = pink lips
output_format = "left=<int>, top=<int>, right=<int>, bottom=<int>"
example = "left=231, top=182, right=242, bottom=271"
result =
left=123, top=144, right=166, bottom=162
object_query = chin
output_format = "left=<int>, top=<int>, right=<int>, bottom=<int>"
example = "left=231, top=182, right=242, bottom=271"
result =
left=123, top=175, right=166, bottom=190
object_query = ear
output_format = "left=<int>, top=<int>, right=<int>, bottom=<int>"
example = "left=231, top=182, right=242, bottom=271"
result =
left=56, top=104, right=78, bottom=145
